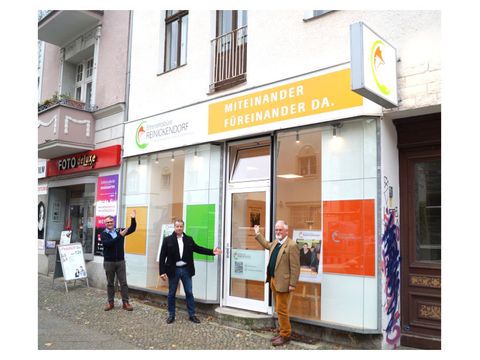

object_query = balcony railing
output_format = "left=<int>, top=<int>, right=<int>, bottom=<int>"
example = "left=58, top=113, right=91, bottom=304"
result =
left=38, top=97, right=95, bottom=114
left=210, top=26, right=247, bottom=92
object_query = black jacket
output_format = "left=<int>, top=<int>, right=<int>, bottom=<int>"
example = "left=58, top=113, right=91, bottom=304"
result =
left=159, top=232, right=214, bottom=278
left=100, top=218, right=137, bottom=261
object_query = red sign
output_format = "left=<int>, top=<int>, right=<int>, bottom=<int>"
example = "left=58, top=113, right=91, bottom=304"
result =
left=322, top=199, right=375, bottom=276
left=46, top=145, right=121, bottom=177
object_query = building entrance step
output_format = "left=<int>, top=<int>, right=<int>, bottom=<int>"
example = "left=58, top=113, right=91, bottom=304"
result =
left=214, top=307, right=275, bottom=331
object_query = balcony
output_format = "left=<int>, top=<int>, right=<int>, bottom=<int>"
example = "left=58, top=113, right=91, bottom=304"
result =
left=38, top=99, right=95, bottom=159
left=38, top=10, right=103, bottom=47
left=210, top=26, right=247, bottom=92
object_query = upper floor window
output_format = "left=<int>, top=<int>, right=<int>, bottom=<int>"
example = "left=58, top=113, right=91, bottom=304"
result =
left=164, top=10, right=188, bottom=72
left=75, top=58, right=94, bottom=106
left=216, top=10, right=247, bottom=37
left=210, top=11, right=248, bottom=92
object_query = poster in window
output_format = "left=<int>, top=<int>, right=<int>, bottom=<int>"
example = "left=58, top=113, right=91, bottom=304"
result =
left=293, top=229, right=323, bottom=283
left=94, top=175, right=119, bottom=256
left=38, top=201, right=46, bottom=240
left=249, top=207, right=261, bottom=227
left=157, top=223, right=175, bottom=262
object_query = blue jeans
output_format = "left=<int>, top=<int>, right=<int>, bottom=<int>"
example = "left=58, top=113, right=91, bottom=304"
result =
left=168, top=267, right=195, bottom=317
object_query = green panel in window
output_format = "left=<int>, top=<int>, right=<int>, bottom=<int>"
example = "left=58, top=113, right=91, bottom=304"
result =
left=185, top=204, right=215, bottom=262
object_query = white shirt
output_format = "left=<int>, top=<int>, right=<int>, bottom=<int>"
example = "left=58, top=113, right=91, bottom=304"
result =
left=277, top=236, right=287, bottom=246
left=176, top=235, right=187, bottom=266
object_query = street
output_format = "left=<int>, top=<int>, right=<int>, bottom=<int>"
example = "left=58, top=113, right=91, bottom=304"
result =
left=38, top=274, right=344, bottom=350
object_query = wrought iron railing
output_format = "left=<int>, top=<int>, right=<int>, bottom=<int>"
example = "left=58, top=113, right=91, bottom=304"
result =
left=210, top=26, right=247, bottom=91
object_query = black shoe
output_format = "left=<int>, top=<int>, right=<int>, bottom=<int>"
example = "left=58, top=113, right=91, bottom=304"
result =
left=189, top=315, right=200, bottom=323
left=166, top=316, right=175, bottom=324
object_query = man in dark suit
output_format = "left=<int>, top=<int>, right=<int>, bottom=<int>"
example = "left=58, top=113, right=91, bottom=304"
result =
left=159, top=219, right=222, bottom=324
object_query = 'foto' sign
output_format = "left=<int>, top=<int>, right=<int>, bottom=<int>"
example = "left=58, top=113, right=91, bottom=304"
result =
left=46, top=145, right=121, bottom=177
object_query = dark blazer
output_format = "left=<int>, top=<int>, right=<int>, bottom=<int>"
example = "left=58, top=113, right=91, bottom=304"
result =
left=159, top=232, right=214, bottom=278
left=100, top=218, right=136, bottom=262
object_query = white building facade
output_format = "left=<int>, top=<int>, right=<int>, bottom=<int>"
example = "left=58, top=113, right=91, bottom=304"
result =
left=123, top=10, right=441, bottom=349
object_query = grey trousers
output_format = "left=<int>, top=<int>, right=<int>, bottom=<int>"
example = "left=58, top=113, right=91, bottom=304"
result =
left=103, top=260, right=129, bottom=303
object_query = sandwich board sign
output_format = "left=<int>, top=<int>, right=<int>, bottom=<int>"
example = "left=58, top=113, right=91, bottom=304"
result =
left=52, top=243, right=89, bottom=292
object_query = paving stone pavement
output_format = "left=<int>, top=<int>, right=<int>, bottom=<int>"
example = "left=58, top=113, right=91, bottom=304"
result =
left=38, top=274, right=345, bottom=350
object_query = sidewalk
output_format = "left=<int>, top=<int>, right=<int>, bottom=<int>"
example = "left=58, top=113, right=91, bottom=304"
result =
left=38, top=274, right=345, bottom=350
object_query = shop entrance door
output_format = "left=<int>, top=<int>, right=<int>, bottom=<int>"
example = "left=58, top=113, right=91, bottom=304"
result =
left=223, top=138, right=271, bottom=313
left=224, top=187, right=270, bottom=312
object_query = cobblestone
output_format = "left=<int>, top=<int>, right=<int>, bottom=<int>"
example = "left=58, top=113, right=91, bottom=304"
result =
left=39, top=274, right=345, bottom=350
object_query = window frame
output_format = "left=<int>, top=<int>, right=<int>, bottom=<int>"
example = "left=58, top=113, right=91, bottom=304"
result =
left=216, top=10, right=247, bottom=37
left=164, top=10, right=189, bottom=72
left=74, top=57, right=94, bottom=105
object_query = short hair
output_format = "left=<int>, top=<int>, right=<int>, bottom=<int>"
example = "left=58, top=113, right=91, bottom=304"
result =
left=105, top=215, right=114, bottom=221
left=275, top=220, right=288, bottom=230
left=174, top=219, right=185, bottom=226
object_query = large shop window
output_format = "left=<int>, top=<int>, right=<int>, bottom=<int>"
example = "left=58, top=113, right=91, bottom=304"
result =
left=122, top=144, right=223, bottom=302
left=275, top=118, right=378, bottom=330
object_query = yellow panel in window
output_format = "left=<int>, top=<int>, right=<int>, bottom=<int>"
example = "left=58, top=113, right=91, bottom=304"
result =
left=125, top=206, right=147, bottom=255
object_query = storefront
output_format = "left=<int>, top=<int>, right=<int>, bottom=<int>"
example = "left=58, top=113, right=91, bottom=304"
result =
left=37, top=145, right=122, bottom=273
left=122, top=63, right=389, bottom=332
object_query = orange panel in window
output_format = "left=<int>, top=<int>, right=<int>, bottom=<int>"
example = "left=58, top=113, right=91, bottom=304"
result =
left=125, top=206, right=147, bottom=255
left=323, top=199, right=375, bottom=276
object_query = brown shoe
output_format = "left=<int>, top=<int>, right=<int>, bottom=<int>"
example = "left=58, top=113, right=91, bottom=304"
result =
left=271, top=336, right=290, bottom=346
left=122, top=301, right=133, bottom=311
left=270, top=334, right=281, bottom=343
left=104, top=302, right=114, bottom=311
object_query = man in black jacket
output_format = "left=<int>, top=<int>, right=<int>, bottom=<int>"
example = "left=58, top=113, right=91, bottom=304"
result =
left=100, top=210, right=136, bottom=311
left=159, top=219, right=222, bottom=324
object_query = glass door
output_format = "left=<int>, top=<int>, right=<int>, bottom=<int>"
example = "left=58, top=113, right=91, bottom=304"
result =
left=224, top=188, right=270, bottom=312
left=223, top=137, right=271, bottom=313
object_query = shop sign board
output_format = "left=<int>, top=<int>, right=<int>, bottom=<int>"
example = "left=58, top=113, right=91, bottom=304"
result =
left=46, top=145, right=121, bottom=177
left=208, top=68, right=362, bottom=135
left=124, top=64, right=380, bottom=157
left=350, top=21, right=398, bottom=108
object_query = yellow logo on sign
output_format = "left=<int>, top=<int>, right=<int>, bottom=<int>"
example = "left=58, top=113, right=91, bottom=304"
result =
left=208, top=69, right=362, bottom=135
